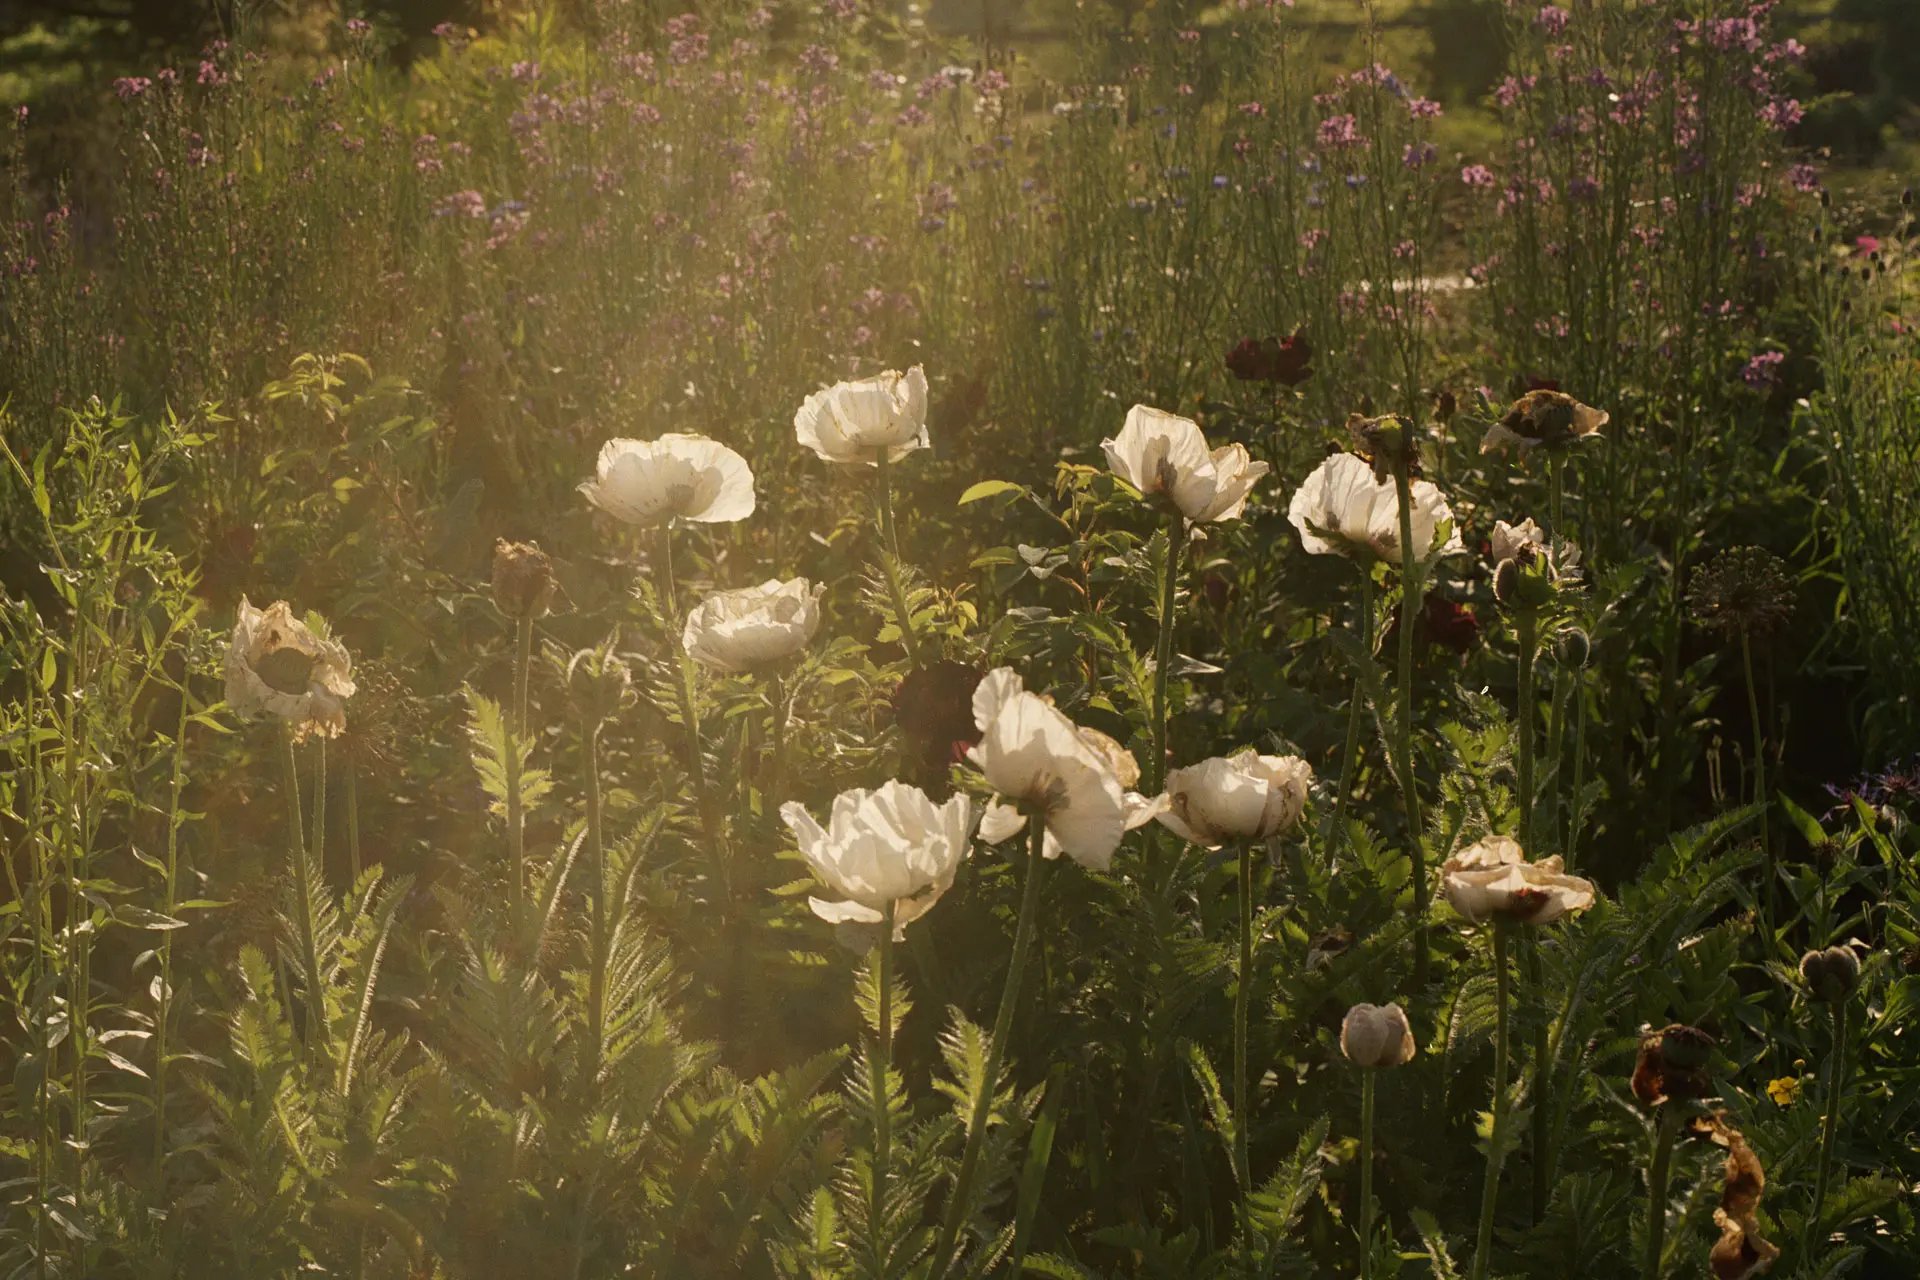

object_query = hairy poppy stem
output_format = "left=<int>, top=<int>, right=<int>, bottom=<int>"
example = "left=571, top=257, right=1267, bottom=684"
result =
left=582, top=715, right=607, bottom=1082
left=1471, top=923, right=1510, bottom=1280
left=871, top=901, right=896, bottom=1272
left=1391, top=468, right=1431, bottom=988
left=506, top=612, right=534, bottom=938
left=1643, top=1106, right=1679, bottom=1280
left=1741, top=632, right=1773, bottom=929
left=1330, top=566, right=1375, bottom=861
left=936, top=821, right=1048, bottom=1273
left=876, top=450, right=923, bottom=668
left=1233, top=841, right=1256, bottom=1261
left=1359, top=1068, right=1377, bottom=1278
left=1149, top=514, right=1187, bottom=796
left=1806, top=1000, right=1849, bottom=1256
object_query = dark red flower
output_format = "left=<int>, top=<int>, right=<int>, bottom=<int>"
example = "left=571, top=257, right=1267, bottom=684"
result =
left=1380, top=594, right=1480, bottom=658
left=892, top=659, right=985, bottom=793
left=1521, top=373, right=1561, bottom=393
left=1225, top=331, right=1313, bottom=386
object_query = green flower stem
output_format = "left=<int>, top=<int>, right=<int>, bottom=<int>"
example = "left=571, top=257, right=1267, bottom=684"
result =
left=1330, top=566, right=1375, bottom=860
left=766, top=669, right=790, bottom=806
left=1391, top=468, right=1431, bottom=987
left=659, top=524, right=730, bottom=905
left=1516, top=612, right=1537, bottom=855
left=1471, top=923, right=1511, bottom=1280
left=1149, top=514, right=1188, bottom=796
left=936, top=819, right=1049, bottom=1272
left=876, top=450, right=923, bottom=669
left=1806, top=1000, right=1850, bottom=1256
left=1233, top=841, right=1257, bottom=1256
left=1567, top=670, right=1589, bottom=870
left=583, top=715, right=607, bottom=1080
left=311, top=735, right=327, bottom=879
left=1522, top=938, right=1551, bottom=1224
left=1545, top=451, right=1565, bottom=545
left=506, top=612, right=534, bottom=936
left=1359, top=1068, right=1377, bottom=1278
left=345, top=754, right=362, bottom=885
left=871, top=900, right=896, bottom=1272
left=1741, top=632, right=1773, bottom=929
left=152, top=683, right=189, bottom=1173
left=1643, top=1106, right=1679, bottom=1280
left=282, top=731, right=329, bottom=1057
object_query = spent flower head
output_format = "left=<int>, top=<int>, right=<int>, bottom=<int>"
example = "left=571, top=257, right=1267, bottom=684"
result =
left=225, top=597, right=356, bottom=740
left=1687, top=545, right=1793, bottom=640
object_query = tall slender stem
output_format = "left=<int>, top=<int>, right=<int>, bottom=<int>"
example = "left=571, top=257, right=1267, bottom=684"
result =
left=1391, top=469, right=1430, bottom=986
left=1359, top=1068, right=1377, bottom=1278
left=871, top=901, right=896, bottom=1269
left=1741, top=632, right=1773, bottom=928
left=1149, top=514, right=1188, bottom=795
left=506, top=612, right=534, bottom=937
left=1471, top=924, right=1511, bottom=1280
left=1567, top=669, right=1589, bottom=870
left=1523, top=938, right=1551, bottom=1224
left=1331, top=567, right=1375, bottom=860
left=282, top=732, right=329, bottom=1056
left=1233, top=842, right=1256, bottom=1261
left=152, top=680, right=190, bottom=1174
left=936, top=820, right=1049, bottom=1270
left=583, top=717, right=607, bottom=1081
left=1516, top=613, right=1537, bottom=854
left=662, top=525, right=728, bottom=906
left=345, top=753, right=362, bottom=885
left=1643, top=1107, right=1679, bottom=1280
left=876, top=450, right=923, bottom=668
left=311, top=736, right=328, bottom=881
left=766, top=670, right=790, bottom=805
left=1806, top=1001, right=1850, bottom=1256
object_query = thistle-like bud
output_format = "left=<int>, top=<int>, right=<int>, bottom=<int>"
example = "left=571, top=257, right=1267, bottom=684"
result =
left=492, top=539, right=555, bottom=621
left=1553, top=626, right=1591, bottom=669
left=1492, top=558, right=1522, bottom=608
left=567, top=642, right=633, bottom=726
left=1798, top=946, right=1860, bottom=1003
left=1339, top=1002, right=1416, bottom=1069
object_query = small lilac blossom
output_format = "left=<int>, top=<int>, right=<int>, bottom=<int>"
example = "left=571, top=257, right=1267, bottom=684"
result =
left=1741, top=350, right=1785, bottom=390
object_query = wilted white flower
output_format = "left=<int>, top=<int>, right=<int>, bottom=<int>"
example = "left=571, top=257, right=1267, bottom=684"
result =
left=1441, top=834, right=1595, bottom=926
left=1287, top=452, right=1463, bottom=565
left=781, top=781, right=973, bottom=939
left=682, top=577, right=823, bottom=673
left=1102, top=404, right=1269, bottom=524
left=1340, top=1002, right=1417, bottom=1069
left=969, top=668, right=1162, bottom=871
left=579, top=434, right=756, bottom=526
left=225, top=597, right=357, bottom=740
left=1156, top=750, right=1312, bottom=847
left=1489, top=518, right=1545, bottom=565
left=793, top=366, right=930, bottom=465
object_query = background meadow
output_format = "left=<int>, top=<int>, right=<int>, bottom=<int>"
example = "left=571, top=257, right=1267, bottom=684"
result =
left=1, top=1, right=1918, bottom=1277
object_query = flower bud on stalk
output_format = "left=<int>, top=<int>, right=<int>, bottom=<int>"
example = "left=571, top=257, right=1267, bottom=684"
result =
left=491, top=539, right=555, bottom=621
left=1340, top=1002, right=1416, bottom=1069
left=1798, top=946, right=1861, bottom=1003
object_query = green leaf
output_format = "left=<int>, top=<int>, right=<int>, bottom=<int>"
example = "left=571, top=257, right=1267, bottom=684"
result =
left=959, top=479, right=1024, bottom=505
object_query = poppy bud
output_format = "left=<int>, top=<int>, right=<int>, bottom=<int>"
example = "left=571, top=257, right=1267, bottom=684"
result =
left=1798, top=946, right=1860, bottom=1002
left=492, top=539, right=555, bottom=621
left=1493, top=558, right=1522, bottom=607
left=1553, top=626, right=1591, bottom=669
left=1631, top=1023, right=1717, bottom=1107
left=567, top=643, right=633, bottom=726
left=1340, top=1002, right=1416, bottom=1069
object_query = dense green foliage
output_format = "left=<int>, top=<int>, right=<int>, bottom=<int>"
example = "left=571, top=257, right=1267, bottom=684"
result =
left=1, top=3, right=1917, bottom=1277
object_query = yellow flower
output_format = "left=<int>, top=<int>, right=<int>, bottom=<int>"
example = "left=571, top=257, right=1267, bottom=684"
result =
left=1765, top=1076, right=1802, bottom=1107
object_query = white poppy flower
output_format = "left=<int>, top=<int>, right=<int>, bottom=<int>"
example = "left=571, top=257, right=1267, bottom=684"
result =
left=579, top=434, right=756, bottom=526
left=225, top=597, right=357, bottom=740
left=1440, top=834, right=1596, bottom=926
left=793, top=366, right=930, bottom=465
left=681, top=577, right=823, bottom=673
left=1286, top=452, right=1463, bottom=566
left=1339, top=1002, right=1417, bottom=1069
left=1156, top=750, right=1313, bottom=847
left=1102, top=404, right=1269, bottom=524
left=780, top=781, right=973, bottom=939
left=1490, top=518, right=1545, bottom=564
left=967, top=668, right=1161, bottom=872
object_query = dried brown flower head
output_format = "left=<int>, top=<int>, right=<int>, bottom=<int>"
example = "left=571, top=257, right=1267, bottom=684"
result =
left=1481, top=389, right=1609, bottom=456
left=1687, top=546, right=1793, bottom=640
left=1631, top=1023, right=1718, bottom=1107
left=491, top=538, right=556, bottom=621
left=1694, top=1112, right=1780, bottom=1279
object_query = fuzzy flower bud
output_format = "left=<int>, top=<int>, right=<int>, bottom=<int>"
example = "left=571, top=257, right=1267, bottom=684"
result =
left=492, top=539, right=556, bottom=620
left=1340, top=1002, right=1416, bottom=1069
left=1798, top=946, right=1860, bottom=1002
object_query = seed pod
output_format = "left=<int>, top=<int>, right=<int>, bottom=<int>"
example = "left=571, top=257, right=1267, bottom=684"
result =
left=1553, top=626, right=1591, bottom=669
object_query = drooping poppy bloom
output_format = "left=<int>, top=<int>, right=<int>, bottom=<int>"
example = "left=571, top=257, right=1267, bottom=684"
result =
left=1102, top=404, right=1269, bottom=524
left=780, top=781, right=973, bottom=939
left=681, top=578, right=823, bottom=673
left=1156, top=750, right=1312, bottom=847
left=1440, top=834, right=1595, bottom=925
left=793, top=366, right=930, bottom=465
left=579, top=434, right=756, bottom=525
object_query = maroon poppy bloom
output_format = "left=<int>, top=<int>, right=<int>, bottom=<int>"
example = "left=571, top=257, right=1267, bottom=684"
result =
left=1225, top=331, right=1313, bottom=386
left=892, top=659, right=985, bottom=793
left=1381, top=594, right=1480, bottom=658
